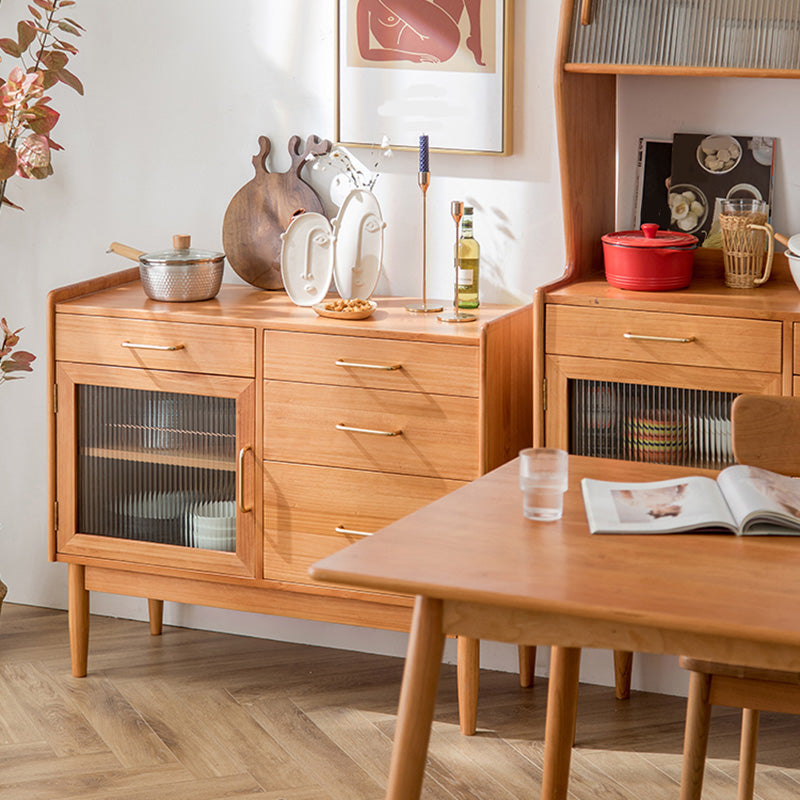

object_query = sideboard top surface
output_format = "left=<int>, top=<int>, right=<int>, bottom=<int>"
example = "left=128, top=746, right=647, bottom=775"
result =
left=54, top=279, right=529, bottom=344
left=543, top=276, right=800, bottom=322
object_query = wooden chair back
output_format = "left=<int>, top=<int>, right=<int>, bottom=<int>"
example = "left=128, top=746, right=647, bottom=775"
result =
left=731, top=394, right=800, bottom=476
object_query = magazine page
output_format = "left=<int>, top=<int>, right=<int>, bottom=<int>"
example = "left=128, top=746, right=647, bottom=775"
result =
left=717, top=465, right=800, bottom=535
left=668, top=133, right=775, bottom=248
left=581, top=476, right=737, bottom=535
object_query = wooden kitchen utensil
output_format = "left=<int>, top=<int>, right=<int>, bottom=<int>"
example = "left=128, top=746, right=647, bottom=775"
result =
left=222, top=134, right=331, bottom=290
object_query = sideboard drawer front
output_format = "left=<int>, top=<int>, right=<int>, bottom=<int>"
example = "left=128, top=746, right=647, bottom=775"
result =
left=56, top=315, right=255, bottom=377
left=794, top=322, right=800, bottom=375
left=546, top=306, right=782, bottom=372
left=264, top=380, right=479, bottom=480
left=264, top=330, right=479, bottom=396
left=263, top=461, right=464, bottom=585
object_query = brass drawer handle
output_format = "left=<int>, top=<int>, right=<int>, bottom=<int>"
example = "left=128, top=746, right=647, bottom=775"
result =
left=335, top=359, right=402, bottom=371
left=580, top=0, right=593, bottom=24
left=237, top=445, right=252, bottom=513
left=336, top=423, right=402, bottom=437
left=121, top=341, right=185, bottom=351
left=335, top=525, right=373, bottom=537
left=623, top=333, right=695, bottom=344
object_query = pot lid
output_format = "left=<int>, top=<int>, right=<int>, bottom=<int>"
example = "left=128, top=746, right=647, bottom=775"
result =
left=602, top=223, right=698, bottom=249
left=140, top=234, right=225, bottom=266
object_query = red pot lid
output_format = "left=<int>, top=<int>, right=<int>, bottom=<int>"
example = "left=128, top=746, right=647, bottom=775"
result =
left=602, top=223, right=698, bottom=248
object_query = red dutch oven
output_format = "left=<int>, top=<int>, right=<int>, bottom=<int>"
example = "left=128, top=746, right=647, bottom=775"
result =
left=602, top=223, right=697, bottom=291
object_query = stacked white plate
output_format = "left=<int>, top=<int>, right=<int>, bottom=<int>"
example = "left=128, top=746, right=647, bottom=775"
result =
left=190, top=501, right=236, bottom=552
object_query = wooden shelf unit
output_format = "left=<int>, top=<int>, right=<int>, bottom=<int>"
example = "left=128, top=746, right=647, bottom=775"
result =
left=537, top=0, right=800, bottom=698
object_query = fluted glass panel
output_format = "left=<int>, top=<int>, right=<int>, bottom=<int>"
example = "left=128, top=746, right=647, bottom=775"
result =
left=569, top=0, right=800, bottom=70
left=570, top=379, right=737, bottom=469
left=77, top=386, right=236, bottom=551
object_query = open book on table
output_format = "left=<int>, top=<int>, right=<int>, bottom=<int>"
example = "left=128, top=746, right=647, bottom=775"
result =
left=582, top=465, right=800, bottom=536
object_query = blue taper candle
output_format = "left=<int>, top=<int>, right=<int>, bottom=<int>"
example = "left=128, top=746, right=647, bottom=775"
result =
left=419, top=134, right=429, bottom=173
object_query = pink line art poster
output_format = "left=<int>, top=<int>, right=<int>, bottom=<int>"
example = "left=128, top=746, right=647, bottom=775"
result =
left=337, top=0, right=511, bottom=154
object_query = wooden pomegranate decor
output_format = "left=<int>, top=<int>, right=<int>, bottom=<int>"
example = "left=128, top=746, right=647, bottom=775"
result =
left=222, top=134, right=331, bottom=290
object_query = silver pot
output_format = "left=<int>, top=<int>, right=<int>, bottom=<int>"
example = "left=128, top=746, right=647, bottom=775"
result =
left=108, top=235, right=225, bottom=302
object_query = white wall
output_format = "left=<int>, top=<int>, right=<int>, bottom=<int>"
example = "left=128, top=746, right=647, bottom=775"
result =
left=2, top=1, right=797, bottom=699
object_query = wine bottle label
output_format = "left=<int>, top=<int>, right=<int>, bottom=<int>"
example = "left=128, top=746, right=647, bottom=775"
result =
left=458, top=268, right=474, bottom=285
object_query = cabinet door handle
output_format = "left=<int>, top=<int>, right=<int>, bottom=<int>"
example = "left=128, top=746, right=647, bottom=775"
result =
left=336, top=423, right=402, bottom=437
left=580, top=0, right=593, bottom=24
left=335, top=525, right=373, bottom=537
left=237, top=445, right=252, bottom=513
left=335, top=359, right=402, bottom=371
left=121, top=341, right=185, bottom=351
left=623, top=333, right=695, bottom=343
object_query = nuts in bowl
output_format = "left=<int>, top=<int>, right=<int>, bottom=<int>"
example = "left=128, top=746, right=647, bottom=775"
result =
left=312, top=298, right=377, bottom=320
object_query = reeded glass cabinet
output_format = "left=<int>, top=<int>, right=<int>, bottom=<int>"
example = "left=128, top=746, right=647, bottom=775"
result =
left=55, top=363, right=256, bottom=577
left=570, top=0, right=800, bottom=71
left=544, top=353, right=783, bottom=471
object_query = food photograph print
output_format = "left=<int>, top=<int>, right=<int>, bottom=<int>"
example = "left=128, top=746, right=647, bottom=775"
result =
left=336, top=0, right=512, bottom=154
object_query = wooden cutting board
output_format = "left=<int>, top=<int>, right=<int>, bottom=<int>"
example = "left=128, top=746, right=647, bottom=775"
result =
left=222, top=135, right=331, bottom=290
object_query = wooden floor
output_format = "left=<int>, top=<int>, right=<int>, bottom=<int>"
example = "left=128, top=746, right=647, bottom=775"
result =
left=2, top=603, right=800, bottom=799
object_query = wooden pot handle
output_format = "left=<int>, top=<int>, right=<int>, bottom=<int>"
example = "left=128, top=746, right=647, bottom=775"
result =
left=107, top=242, right=146, bottom=261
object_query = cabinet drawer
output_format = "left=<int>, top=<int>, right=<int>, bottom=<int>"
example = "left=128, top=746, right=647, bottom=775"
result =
left=263, top=462, right=464, bottom=585
left=264, top=380, right=479, bottom=480
left=546, top=306, right=781, bottom=373
left=264, top=330, right=478, bottom=396
left=55, top=315, right=255, bottom=377
left=794, top=322, right=800, bottom=374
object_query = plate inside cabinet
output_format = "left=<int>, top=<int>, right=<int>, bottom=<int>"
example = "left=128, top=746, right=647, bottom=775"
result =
left=332, top=189, right=385, bottom=300
left=280, top=212, right=334, bottom=306
left=312, top=300, right=377, bottom=320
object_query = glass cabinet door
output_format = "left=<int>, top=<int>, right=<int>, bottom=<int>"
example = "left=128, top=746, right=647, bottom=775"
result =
left=56, top=364, right=255, bottom=576
left=544, top=353, right=782, bottom=470
left=568, top=0, right=800, bottom=71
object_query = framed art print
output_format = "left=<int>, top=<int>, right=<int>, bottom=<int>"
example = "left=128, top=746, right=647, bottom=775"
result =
left=336, top=0, right=513, bottom=155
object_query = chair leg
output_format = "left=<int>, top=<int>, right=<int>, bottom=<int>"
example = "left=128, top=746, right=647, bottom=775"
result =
left=680, top=671, right=712, bottom=800
left=737, top=708, right=759, bottom=800
left=518, top=645, right=536, bottom=688
left=613, top=650, right=633, bottom=699
left=457, top=636, right=480, bottom=736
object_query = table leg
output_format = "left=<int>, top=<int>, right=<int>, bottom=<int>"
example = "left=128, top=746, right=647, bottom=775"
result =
left=679, top=671, right=712, bottom=800
left=386, top=595, right=445, bottom=800
left=148, top=598, right=164, bottom=635
left=68, top=563, right=89, bottom=678
left=457, top=636, right=479, bottom=735
left=541, top=646, right=581, bottom=800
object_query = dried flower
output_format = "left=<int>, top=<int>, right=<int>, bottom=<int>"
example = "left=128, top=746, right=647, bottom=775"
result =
left=0, top=0, right=84, bottom=212
left=0, top=318, right=35, bottom=386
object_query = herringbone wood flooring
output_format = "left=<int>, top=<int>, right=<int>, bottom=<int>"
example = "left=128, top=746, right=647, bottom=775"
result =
left=1, top=603, right=800, bottom=799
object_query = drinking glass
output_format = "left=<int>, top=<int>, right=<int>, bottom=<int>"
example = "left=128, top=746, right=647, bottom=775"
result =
left=719, top=198, right=774, bottom=288
left=519, top=448, right=569, bottom=521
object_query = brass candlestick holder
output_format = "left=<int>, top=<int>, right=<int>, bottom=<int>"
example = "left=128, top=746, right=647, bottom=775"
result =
left=438, top=200, right=477, bottom=324
left=406, top=135, right=442, bottom=314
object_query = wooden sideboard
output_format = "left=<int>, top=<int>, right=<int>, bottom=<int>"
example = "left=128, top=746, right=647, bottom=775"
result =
left=47, top=271, right=532, bottom=717
left=539, top=0, right=800, bottom=697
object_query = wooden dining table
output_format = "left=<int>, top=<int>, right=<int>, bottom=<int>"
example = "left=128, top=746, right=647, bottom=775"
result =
left=310, top=455, right=800, bottom=800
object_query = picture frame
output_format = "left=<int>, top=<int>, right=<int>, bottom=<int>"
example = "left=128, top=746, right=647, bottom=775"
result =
left=335, top=0, right=513, bottom=156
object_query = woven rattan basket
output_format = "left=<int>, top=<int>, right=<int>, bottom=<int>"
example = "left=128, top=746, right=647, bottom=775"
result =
left=719, top=212, right=774, bottom=288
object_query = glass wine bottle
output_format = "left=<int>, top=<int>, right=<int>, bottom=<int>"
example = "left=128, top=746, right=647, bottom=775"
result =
left=457, top=207, right=480, bottom=308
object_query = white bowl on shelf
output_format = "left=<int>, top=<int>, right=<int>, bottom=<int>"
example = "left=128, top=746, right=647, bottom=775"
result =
left=786, top=250, right=800, bottom=293
left=190, top=501, right=236, bottom=551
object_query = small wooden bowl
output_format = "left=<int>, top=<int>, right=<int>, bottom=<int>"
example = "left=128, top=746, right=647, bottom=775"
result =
left=312, top=300, right=377, bottom=320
